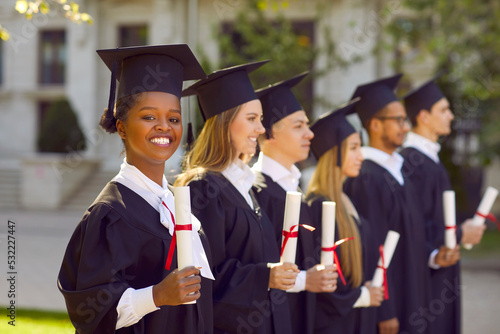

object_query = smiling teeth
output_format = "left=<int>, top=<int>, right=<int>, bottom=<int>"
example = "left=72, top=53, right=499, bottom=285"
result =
left=151, top=137, right=171, bottom=145
left=249, top=138, right=257, bottom=142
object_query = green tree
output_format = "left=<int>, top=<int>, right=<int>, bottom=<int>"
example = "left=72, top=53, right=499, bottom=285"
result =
left=386, top=0, right=500, bottom=164
left=205, top=0, right=352, bottom=116
left=385, top=0, right=500, bottom=217
left=37, top=99, right=87, bottom=153
left=1, top=0, right=93, bottom=41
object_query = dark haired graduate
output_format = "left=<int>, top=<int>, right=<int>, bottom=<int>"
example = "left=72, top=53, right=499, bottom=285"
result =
left=57, top=44, right=214, bottom=334
left=343, top=75, right=430, bottom=334
left=176, top=61, right=297, bottom=334
left=401, top=77, right=485, bottom=333
left=251, top=72, right=338, bottom=334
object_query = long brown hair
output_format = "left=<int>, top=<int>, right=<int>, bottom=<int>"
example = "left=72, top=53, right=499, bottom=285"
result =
left=306, top=139, right=363, bottom=287
left=175, top=105, right=242, bottom=186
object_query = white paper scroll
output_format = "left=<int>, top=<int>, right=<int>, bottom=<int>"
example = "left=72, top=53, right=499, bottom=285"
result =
left=174, top=186, right=195, bottom=304
left=372, top=231, right=400, bottom=287
left=320, top=201, right=336, bottom=265
left=464, top=186, right=499, bottom=250
left=443, top=191, right=457, bottom=249
left=280, top=191, right=302, bottom=263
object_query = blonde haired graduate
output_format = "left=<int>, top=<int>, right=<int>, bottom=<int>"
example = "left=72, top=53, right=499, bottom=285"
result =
left=307, top=100, right=384, bottom=334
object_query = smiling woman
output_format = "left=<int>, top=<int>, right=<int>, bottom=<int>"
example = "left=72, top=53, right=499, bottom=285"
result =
left=57, top=45, right=215, bottom=334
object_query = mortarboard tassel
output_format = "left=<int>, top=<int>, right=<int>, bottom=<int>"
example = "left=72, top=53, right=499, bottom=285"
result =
left=107, top=60, right=118, bottom=115
left=186, top=122, right=194, bottom=151
left=336, top=132, right=343, bottom=167
left=186, top=95, right=195, bottom=151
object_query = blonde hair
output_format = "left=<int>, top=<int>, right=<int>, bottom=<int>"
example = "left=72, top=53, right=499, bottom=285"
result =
left=175, top=105, right=243, bottom=186
left=306, top=140, right=363, bottom=287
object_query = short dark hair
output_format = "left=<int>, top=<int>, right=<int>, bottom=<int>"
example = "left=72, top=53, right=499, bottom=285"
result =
left=99, top=93, right=142, bottom=133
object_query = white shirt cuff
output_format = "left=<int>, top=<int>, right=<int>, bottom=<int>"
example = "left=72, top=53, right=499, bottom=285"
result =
left=353, top=286, right=370, bottom=308
left=287, top=270, right=306, bottom=293
left=428, top=249, right=441, bottom=269
left=116, top=286, right=159, bottom=329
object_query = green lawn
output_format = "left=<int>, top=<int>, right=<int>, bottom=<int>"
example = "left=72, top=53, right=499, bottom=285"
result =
left=0, top=308, right=74, bottom=333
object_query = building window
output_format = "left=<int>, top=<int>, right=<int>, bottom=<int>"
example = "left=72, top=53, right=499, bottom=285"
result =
left=119, top=25, right=148, bottom=47
left=39, top=30, right=66, bottom=85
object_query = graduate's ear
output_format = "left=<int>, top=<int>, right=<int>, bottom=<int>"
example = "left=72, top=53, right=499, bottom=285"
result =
left=416, top=109, right=430, bottom=126
left=116, top=119, right=127, bottom=140
left=369, top=118, right=381, bottom=134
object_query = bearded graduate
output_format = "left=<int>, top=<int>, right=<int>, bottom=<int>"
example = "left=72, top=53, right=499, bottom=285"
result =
left=343, top=75, right=430, bottom=334
left=251, top=72, right=338, bottom=334
left=176, top=61, right=298, bottom=334
left=57, top=45, right=215, bottom=334
left=306, top=100, right=384, bottom=334
left=401, top=77, right=485, bottom=334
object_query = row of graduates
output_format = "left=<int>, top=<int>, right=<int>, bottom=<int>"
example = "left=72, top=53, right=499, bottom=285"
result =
left=58, top=44, right=485, bottom=334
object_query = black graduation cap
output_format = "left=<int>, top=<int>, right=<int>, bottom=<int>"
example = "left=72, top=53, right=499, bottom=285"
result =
left=310, top=98, right=360, bottom=165
left=350, top=74, right=403, bottom=125
left=403, top=74, right=445, bottom=122
left=97, top=44, right=206, bottom=114
left=182, top=60, right=269, bottom=120
left=255, top=71, right=309, bottom=137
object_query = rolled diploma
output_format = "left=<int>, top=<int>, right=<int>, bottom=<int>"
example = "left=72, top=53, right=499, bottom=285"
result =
left=443, top=191, right=457, bottom=249
left=174, top=186, right=195, bottom=304
left=320, top=201, right=336, bottom=265
left=280, top=191, right=302, bottom=263
left=372, top=231, right=400, bottom=287
left=464, top=186, right=499, bottom=249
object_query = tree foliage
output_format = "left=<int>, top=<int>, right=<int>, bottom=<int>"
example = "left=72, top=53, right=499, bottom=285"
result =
left=37, top=99, right=87, bottom=153
left=386, top=0, right=500, bottom=164
left=1, top=0, right=93, bottom=41
left=209, top=0, right=351, bottom=115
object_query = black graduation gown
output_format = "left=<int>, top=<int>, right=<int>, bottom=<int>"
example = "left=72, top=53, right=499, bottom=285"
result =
left=57, top=181, right=213, bottom=334
left=307, top=194, right=379, bottom=334
left=401, top=147, right=461, bottom=334
left=344, top=160, right=431, bottom=334
left=252, top=172, right=317, bottom=334
left=188, top=172, right=292, bottom=334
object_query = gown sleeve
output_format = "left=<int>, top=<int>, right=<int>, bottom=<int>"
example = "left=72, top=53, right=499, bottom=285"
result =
left=58, top=203, right=145, bottom=334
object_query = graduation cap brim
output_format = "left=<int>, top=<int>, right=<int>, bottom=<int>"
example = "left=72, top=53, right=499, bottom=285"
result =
left=97, top=44, right=206, bottom=114
left=403, top=72, right=446, bottom=121
left=97, top=44, right=206, bottom=82
left=256, top=71, right=309, bottom=135
left=350, top=73, right=403, bottom=124
left=310, top=98, right=360, bottom=161
left=182, top=60, right=270, bottom=120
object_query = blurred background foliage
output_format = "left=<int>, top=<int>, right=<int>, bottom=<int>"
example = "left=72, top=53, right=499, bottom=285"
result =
left=386, top=0, right=500, bottom=219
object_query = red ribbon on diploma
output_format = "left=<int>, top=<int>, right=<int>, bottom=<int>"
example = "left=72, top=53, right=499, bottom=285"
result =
left=377, top=244, right=389, bottom=300
left=476, top=211, right=500, bottom=231
left=445, top=226, right=457, bottom=232
left=281, top=224, right=315, bottom=257
left=321, top=237, right=355, bottom=286
left=163, top=202, right=193, bottom=270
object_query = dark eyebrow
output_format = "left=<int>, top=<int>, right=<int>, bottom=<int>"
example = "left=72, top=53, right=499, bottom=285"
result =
left=139, top=106, right=181, bottom=114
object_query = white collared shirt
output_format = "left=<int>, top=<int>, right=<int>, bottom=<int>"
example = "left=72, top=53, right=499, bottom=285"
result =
left=251, top=152, right=307, bottom=292
left=361, top=146, right=405, bottom=186
left=403, top=131, right=441, bottom=164
left=222, top=159, right=256, bottom=209
left=251, top=152, right=302, bottom=192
